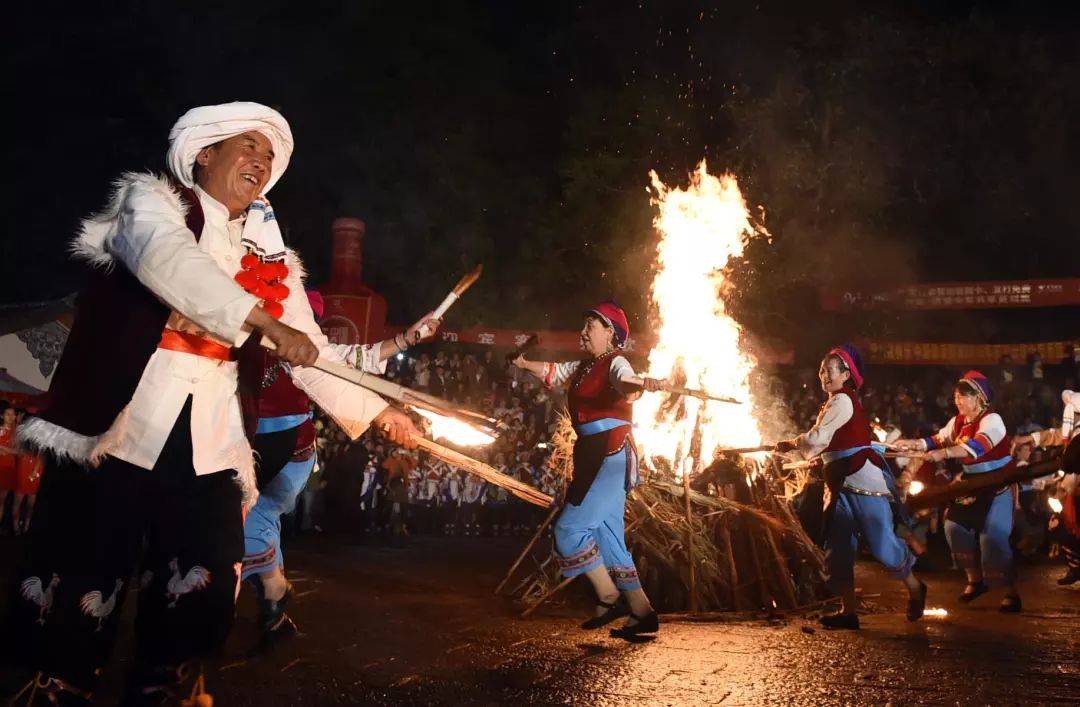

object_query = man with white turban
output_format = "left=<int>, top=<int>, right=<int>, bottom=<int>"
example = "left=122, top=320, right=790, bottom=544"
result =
left=10, top=102, right=418, bottom=706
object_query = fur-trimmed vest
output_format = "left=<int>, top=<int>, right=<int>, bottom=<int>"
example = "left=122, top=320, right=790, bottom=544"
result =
left=20, top=173, right=297, bottom=469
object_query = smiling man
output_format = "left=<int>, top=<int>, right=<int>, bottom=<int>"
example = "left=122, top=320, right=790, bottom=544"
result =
left=9, top=102, right=417, bottom=706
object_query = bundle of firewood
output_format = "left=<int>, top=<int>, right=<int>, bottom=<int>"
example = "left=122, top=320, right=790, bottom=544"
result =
left=500, top=416, right=829, bottom=614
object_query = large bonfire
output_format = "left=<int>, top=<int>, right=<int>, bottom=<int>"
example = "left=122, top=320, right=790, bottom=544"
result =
left=635, top=161, right=763, bottom=479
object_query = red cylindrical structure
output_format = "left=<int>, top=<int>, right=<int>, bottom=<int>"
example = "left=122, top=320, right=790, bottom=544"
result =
left=319, top=218, right=387, bottom=345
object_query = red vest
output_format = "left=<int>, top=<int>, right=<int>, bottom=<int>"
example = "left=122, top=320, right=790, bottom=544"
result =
left=822, top=389, right=872, bottom=454
left=567, top=351, right=633, bottom=455
left=950, top=410, right=1013, bottom=469
left=820, top=389, right=877, bottom=489
left=567, top=351, right=633, bottom=426
left=257, top=361, right=315, bottom=454
left=259, top=361, right=310, bottom=419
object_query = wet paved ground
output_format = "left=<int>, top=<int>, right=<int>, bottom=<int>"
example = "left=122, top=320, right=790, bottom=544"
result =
left=3, top=534, right=1080, bottom=705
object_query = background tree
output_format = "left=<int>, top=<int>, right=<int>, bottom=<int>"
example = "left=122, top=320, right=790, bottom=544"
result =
left=3, top=1, right=1078, bottom=351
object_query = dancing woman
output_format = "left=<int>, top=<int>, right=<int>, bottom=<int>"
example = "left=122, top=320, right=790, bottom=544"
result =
left=777, top=345, right=926, bottom=629
left=514, top=302, right=659, bottom=639
left=895, top=371, right=1022, bottom=612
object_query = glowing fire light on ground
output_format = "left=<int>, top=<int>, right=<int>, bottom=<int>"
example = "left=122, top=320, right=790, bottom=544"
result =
left=634, top=161, right=766, bottom=478
left=924, top=607, right=949, bottom=617
left=413, top=408, right=496, bottom=447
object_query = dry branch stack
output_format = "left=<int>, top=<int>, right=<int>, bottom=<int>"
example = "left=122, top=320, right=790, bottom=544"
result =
left=503, top=416, right=829, bottom=614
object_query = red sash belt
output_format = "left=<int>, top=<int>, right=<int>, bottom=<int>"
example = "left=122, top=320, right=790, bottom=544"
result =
left=158, top=330, right=235, bottom=361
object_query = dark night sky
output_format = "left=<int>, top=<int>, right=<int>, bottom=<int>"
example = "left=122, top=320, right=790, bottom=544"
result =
left=4, top=1, right=1078, bottom=341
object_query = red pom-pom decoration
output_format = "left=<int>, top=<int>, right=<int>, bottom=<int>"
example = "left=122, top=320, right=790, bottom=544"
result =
left=252, top=260, right=279, bottom=283
left=247, top=281, right=269, bottom=300
left=268, top=261, right=289, bottom=281
left=265, top=282, right=290, bottom=301
left=234, top=252, right=291, bottom=316
left=262, top=300, right=284, bottom=319
left=234, top=270, right=260, bottom=291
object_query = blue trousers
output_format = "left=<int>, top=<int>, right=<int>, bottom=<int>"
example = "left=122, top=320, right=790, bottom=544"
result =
left=826, top=491, right=914, bottom=593
left=242, top=455, right=316, bottom=581
left=554, top=446, right=640, bottom=590
left=944, top=489, right=1015, bottom=587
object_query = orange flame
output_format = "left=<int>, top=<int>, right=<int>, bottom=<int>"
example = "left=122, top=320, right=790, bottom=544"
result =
left=414, top=408, right=496, bottom=447
left=635, top=161, right=765, bottom=478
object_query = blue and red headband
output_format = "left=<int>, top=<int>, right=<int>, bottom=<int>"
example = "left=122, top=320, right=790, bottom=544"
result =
left=585, top=301, right=630, bottom=347
left=827, top=345, right=864, bottom=390
left=958, top=370, right=993, bottom=404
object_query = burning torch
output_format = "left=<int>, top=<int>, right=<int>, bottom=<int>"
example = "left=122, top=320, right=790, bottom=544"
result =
left=259, top=338, right=551, bottom=508
left=414, top=265, right=483, bottom=342
left=625, top=376, right=744, bottom=405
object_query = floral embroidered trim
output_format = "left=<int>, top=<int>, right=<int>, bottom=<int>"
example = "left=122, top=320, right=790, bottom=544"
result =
left=558, top=542, right=601, bottom=571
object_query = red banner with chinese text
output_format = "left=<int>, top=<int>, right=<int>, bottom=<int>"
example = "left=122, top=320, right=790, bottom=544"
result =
left=861, top=339, right=1073, bottom=366
left=821, top=279, right=1080, bottom=311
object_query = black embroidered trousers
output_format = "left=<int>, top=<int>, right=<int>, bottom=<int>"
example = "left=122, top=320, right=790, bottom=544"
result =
left=10, top=398, right=244, bottom=692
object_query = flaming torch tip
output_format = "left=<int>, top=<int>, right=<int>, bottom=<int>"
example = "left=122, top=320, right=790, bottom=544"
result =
left=413, top=408, right=496, bottom=447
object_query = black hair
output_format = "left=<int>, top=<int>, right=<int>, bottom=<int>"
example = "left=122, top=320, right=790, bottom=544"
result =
left=953, top=380, right=982, bottom=398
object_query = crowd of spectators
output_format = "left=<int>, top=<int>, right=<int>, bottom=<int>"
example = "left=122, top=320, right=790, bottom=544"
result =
left=302, top=348, right=568, bottom=542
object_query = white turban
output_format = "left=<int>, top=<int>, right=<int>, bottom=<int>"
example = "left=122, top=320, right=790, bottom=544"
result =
left=166, top=101, right=294, bottom=193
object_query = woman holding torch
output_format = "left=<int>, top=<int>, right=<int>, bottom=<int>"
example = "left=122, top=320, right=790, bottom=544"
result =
left=513, top=302, right=660, bottom=639
left=776, top=345, right=926, bottom=630
left=895, top=371, right=1023, bottom=612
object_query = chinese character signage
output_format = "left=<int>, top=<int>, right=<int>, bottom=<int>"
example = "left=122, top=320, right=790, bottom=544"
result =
left=821, top=279, right=1080, bottom=311
left=861, top=339, right=1072, bottom=365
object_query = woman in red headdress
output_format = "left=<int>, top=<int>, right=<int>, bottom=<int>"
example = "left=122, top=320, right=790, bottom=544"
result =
left=514, top=302, right=661, bottom=639
left=777, top=345, right=926, bottom=630
left=895, top=370, right=1022, bottom=612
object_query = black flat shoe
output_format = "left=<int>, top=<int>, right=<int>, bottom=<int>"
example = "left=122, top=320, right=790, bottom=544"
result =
left=907, top=580, right=928, bottom=622
left=1057, top=567, right=1080, bottom=586
left=819, top=612, right=860, bottom=630
left=580, top=595, right=629, bottom=629
left=958, top=581, right=988, bottom=603
left=999, top=594, right=1022, bottom=613
left=256, top=582, right=298, bottom=644
left=609, top=611, right=659, bottom=639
